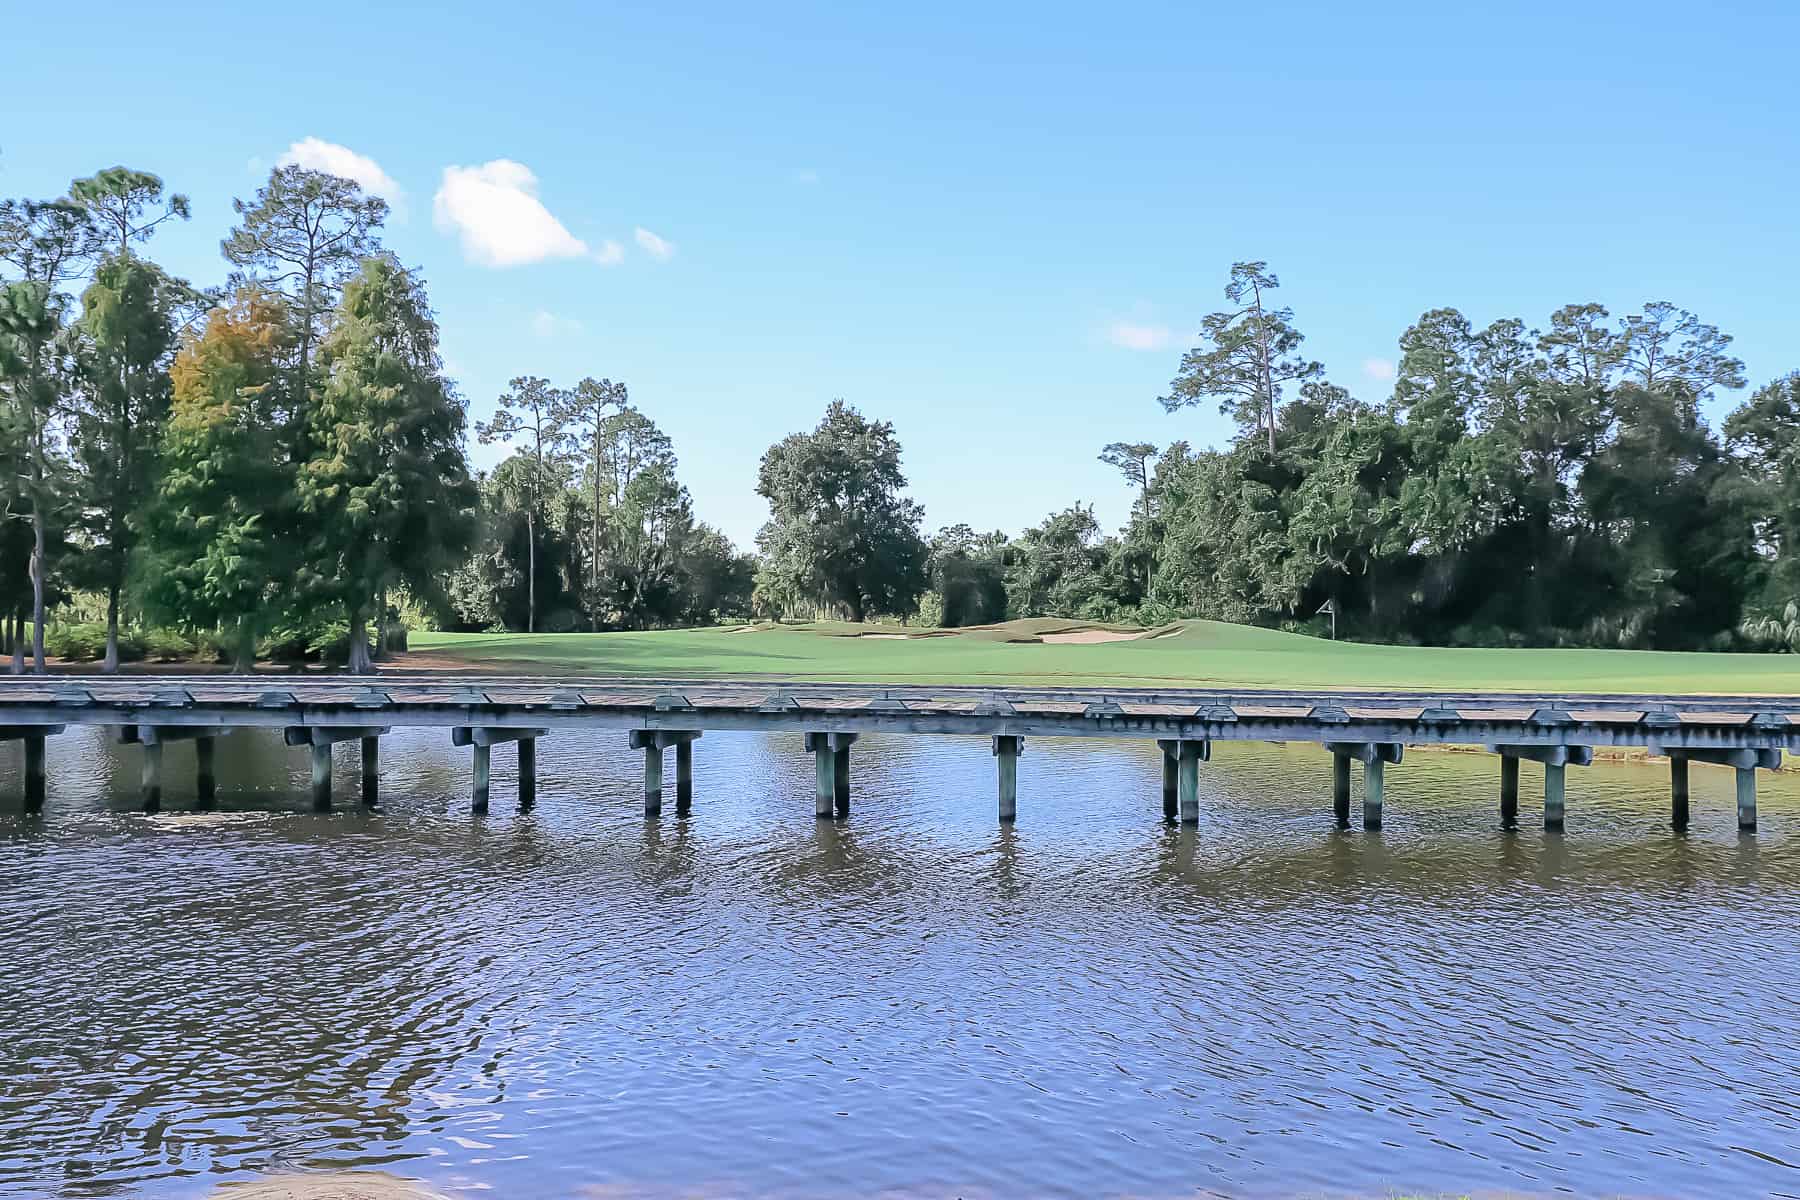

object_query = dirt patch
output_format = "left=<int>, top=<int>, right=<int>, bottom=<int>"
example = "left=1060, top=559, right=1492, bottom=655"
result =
left=1040, top=630, right=1142, bottom=644
left=211, top=1173, right=451, bottom=1200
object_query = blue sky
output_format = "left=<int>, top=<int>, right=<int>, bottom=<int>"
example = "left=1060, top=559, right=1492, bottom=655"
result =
left=5, top=1, right=1797, bottom=549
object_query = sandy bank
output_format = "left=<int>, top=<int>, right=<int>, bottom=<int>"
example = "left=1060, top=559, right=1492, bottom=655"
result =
left=211, top=1173, right=450, bottom=1200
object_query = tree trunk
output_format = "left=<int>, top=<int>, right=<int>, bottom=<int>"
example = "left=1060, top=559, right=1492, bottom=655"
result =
left=373, top=585, right=389, bottom=661
left=7, top=612, right=20, bottom=675
left=527, top=508, right=537, bottom=634
left=30, top=512, right=47, bottom=674
left=346, top=607, right=374, bottom=675
left=234, top=618, right=257, bottom=674
left=103, top=579, right=122, bottom=674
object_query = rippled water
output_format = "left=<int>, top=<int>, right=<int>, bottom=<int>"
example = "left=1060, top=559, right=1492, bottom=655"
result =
left=3, top=725, right=1799, bottom=1199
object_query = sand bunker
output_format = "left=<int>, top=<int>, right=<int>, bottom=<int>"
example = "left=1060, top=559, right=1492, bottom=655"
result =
left=1040, top=630, right=1141, bottom=644
left=211, top=1173, right=450, bottom=1200
left=859, top=633, right=912, bottom=640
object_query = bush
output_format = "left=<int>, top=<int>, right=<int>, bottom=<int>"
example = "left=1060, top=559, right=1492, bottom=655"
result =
left=45, top=623, right=145, bottom=663
left=45, top=623, right=108, bottom=662
left=141, top=628, right=196, bottom=662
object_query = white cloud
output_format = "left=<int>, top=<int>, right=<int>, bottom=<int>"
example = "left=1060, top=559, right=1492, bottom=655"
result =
left=531, top=310, right=584, bottom=340
left=434, top=160, right=592, bottom=268
left=634, top=226, right=675, bottom=260
left=792, top=167, right=821, bottom=185
left=1106, top=321, right=1174, bottom=352
left=594, top=239, right=625, bottom=266
left=278, top=138, right=404, bottom=211
left=1362, top=357, right=1397, bottom=382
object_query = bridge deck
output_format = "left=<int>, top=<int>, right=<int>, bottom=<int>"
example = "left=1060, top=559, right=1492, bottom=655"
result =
left=2, top=675, right=1793, bottom=831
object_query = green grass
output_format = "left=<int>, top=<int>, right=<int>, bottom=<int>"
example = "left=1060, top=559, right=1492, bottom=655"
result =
left=407, top=618, right=1800, bottom=694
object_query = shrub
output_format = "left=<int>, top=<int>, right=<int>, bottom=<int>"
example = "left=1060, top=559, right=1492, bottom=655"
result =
left=141, top=628, right=196, bottom=662
left=45, top=623, right=108, bottom=662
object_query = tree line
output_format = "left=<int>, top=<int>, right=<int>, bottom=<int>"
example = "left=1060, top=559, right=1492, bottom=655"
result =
left=8, top=163, right=1800, bottom=668
left=1, top=164, right=752, bottom=674
left=752, top=264, right=1800, bottom=652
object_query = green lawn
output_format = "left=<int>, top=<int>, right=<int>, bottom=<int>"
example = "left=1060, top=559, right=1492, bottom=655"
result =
left=408, top=619, right=1800, bottom=694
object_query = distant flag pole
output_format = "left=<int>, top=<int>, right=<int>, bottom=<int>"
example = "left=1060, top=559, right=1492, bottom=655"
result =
left=1315, top=598, right=1336, bottom=640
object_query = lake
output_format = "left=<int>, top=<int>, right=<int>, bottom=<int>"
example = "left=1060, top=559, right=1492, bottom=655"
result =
left=3, top=725, right=1798, bottom=1198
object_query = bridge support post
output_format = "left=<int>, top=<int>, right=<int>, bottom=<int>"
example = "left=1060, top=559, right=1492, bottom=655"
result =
left=834, top=746, right=851, bottom=818
left=1363, top=758, right=1384, bottom=830
left=1650, top=746, right=1777, bottom=833
left=311, top=743, right=333, bottom=811
left=468, top=744, right=489, bottom=813
left=813, top=742, right=833, bottom=818
left=284, top=727, right=390, bottom=812
left=1161, top=744, right=1178, bottom=821
left=1543, top=763, right=1565, bottom=830
left=1325, top=742, right=1403, bottom=831
left=519, top=737, right=537, bottom=810
left=1737, top=766, right=1757, bottom=832
left=1332, top=752, right=1351, bottom=827
left=362, top=736, right=380, bottom=808
left=642, top=743, right=662, bottom=817
left=141, top=740, right=164, bottom=812
left=1500, top=755, right=1519, bottom=829
left=1177, top=740, right=1203, bottom=825
left=196, top=735, right=217, bottom=808
left=1486, top=744, right=1592, bottom=832
left=994, top=735, right=1022, bottom=822
left=626, top=730, right=701, bottom=818
left=803, top=732, right=856, bottom=820
left=674, top=739, right=692, bottom=815
left=24, top=733, right=47, bottom=812
left=1670, top=755, right=1689, bottom=829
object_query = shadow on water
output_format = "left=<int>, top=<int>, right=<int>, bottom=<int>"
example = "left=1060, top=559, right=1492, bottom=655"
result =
left=2, top=727, right=1799, bottom=1198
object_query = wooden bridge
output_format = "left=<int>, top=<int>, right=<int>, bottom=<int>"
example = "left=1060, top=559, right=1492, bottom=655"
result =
left=2, top=675, right=1795, bottom=830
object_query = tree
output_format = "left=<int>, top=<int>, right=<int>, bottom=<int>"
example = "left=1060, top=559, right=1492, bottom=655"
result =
left=0, top=197, right=98, bottom=671
left=927, top=525, right=1009, bottom=627
left=137, top=291, right=295, bottom=670
left=221, top=166, right=387, bottom=402
left=70, top=255, right=191, bottom=670
left=1098, top=441, right=1157, bottom=521
left=1727, top=373, right=1800, bottom=601
left=67, top=167, right=190, bottom=257
left=297, top=257, right=476, bottom=673
left=1161, top=261, right=1321, bottom=454
left=554, top=376, right=628, bottom=627
left=476, top=377, right=566, bottom=633
left=755, top=400, right=928, bottom=622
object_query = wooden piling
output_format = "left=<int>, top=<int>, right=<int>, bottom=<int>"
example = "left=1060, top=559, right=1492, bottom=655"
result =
left=814, top=745, right=834, bottom=819
left=141, top=740, right=164, bottom=812
left=674, top=738, right=692, bottom=815
left=643, top=744, right=663, bottom=818
left=1670, top=755, right=1689, bottom=829
left=1177, top=740, right=1200, bottom=825
left=361, top=736, right=380, bottom=807
left=833, top=745, right=851, bottom=819
left=1500, top=754, right=1519, bottom=829
left=311, top=743, right=333, bottom=811
left=196, top=735, right=217, bottom=808
left=24, top=733, right=46, bottom=813
left=994, top=735, right=1021, bottom=823
left=1161, top=744, right=1178, bottom=821
left=472, top=744, right=491, bottom=814
left=1544, top=762, right=1565, bottom=830
left=519, top=737, right=537, bottom=810
left=1363, top=757, right=1384, bottom=830
left=1332, top=752, right=1350, bottom=827
left=1736, top=765, right=1757, bottom=832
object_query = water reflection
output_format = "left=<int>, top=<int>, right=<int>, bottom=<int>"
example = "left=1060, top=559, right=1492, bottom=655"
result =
left=2, top=727, right=1798, bottom=1198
